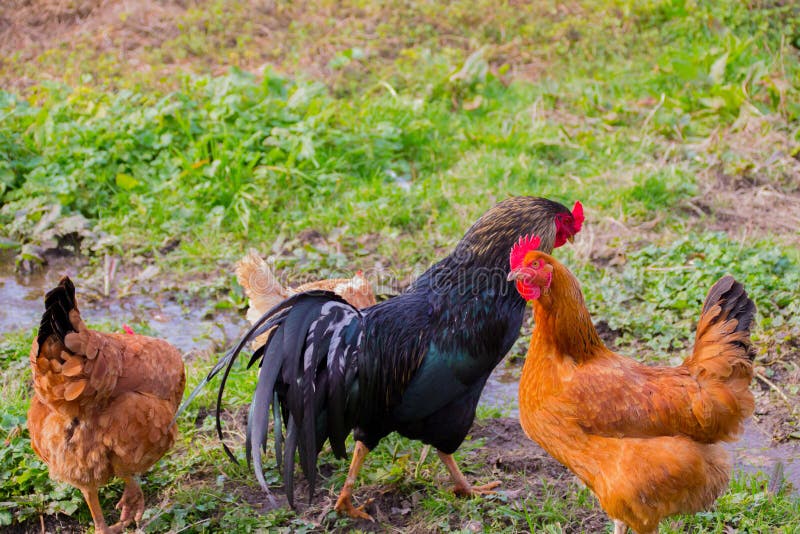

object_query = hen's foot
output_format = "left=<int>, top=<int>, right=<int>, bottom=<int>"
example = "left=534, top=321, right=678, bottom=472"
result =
left=111, top=478, right=145, bottom=530
left=96, top=525, right=125, bottom=534
left=453, top=480, right=501, bottom=497
left=79, top=486, right=120, bottom=534
left=334, top=492, right=374, bottom=522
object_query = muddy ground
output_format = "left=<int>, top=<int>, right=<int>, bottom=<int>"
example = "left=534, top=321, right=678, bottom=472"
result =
left=276, top=418, right=613, bottom=533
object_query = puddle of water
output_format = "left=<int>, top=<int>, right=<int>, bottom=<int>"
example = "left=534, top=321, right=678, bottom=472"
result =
left=1, top=252, right=62, bottom=336
left=727, top=419, right=800, bottom=490
left=0, top=251, right=244, bottom=354
left=480, top=362, right=521, bottom=416
left=480, top=361, right=800, bottom=492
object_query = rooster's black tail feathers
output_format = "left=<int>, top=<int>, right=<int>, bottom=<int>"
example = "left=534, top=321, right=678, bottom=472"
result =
left=245, top=291, right=363, bottom=507
left=176, top=290, right=364, bottom=508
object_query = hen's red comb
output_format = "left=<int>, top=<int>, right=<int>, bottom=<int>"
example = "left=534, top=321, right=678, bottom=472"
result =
left=572, top=201, right=584, bottom=231
left=509, top=234, right=541, bottom=270
left=122, top=324, right=135, bottom=335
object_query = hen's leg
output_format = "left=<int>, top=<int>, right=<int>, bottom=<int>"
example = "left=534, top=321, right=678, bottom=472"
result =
left=438, top=451, right=501, bottom=496
left=613, top=520, right=627, bottom=534
left=79, top=486, right=119, bottom=534
left=334, top=441, right=374, bottom=521
left=112, top=476, right=145, bottom=529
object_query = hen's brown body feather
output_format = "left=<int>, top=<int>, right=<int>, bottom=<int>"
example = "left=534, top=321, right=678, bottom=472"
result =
left=517, top=255, right=755, bottom=534
left=28, top=277, right=185, bottom=534
left=235, top=249, right=376, bottom=347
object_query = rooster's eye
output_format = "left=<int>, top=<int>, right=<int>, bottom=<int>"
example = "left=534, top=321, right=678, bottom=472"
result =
left=530, top=261, right=539, bottom=269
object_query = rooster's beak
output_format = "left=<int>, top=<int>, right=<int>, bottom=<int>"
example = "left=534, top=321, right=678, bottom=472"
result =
left=568, top=235, right=575, bottom=244
left=507, top=269, right=522, bottom=282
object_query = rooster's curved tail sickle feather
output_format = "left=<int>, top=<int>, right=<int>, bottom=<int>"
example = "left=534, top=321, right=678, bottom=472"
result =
left=176, top=290, right=363, bottom=507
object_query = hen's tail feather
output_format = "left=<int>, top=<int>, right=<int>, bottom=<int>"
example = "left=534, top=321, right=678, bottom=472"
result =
left=701, top=275, right=756, bottom=340
left=692, top=275, right=756, bottom=365
left=687, top=275, right=757, bottom=438
left=37, top=276, right=77, bottom=348
left=236, top=249, right=289, bottom=324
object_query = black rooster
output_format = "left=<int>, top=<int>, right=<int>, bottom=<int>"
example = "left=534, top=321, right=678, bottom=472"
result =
left=186, top=196, right=584, bottom=518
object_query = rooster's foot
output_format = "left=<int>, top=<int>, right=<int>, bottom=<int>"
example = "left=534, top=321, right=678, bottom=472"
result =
left=334, top=492, right=375, bottom=522
left=453, top=480, right=501, bottom=497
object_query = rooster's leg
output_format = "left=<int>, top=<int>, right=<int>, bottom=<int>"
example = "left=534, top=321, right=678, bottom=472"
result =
left=437, top=450, right=501, bottom=496
left=79, top=485, right=119, bottom=534
left=334, top=440, right=374, bottom=521
left=613, top=520, right=628, bottom=534
left=111, top=476, right=145, bottom=529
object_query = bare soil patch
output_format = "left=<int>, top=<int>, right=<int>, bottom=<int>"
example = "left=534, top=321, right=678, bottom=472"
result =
left=690, top=114, right=800, bottom=245
left=572, top=113, right=800, bottom=271
left=0, top=0, right=185, bottom=56
left=0, top=0, right=187, bottom=87
left=752, top=328, right=800, bottom=442
left=5, top=514, right=84, bottom=534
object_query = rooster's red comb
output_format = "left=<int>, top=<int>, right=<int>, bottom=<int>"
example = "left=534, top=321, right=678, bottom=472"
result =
left=509, top=234, right=541, bottom=270
left=572, top=201, right=584, bottom=232
left=122, top=324, right=135, bottom=335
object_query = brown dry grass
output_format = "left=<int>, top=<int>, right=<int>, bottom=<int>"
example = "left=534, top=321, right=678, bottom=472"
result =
left=692, top=112, right=800, bottom=243
left=0, top=0, right=575, bottom=92
left=0, top=0, right=187, bottom=90
left=0, top=0, right=182, bottom=56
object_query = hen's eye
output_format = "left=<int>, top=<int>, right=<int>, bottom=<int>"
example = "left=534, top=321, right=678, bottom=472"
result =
left=530, top=261, right=540, bottom=269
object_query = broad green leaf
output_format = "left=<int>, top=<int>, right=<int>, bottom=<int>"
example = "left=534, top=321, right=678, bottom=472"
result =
left=115, top=173, right=139, bottom=190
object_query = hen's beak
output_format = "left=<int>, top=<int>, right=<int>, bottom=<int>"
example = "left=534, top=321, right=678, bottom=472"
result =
left=508, top=266, right=537, bottom=282
left=508, top=265, right=553, bottom=284
left=568, top=235, right=575, bottom=244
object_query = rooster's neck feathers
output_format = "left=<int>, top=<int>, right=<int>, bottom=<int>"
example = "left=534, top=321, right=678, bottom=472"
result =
left=411, top=197, right=568, bottom=301
left=456, top=196, right=565, bottom=269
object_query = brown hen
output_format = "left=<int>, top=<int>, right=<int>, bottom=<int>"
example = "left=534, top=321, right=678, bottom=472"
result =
left=235, top=249, right=376, bottom=347
left=508, top=241, right=756, bottom=534
left=28, top=277, right=185, bottom=533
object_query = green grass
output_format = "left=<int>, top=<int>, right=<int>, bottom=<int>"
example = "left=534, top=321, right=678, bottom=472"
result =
left=1, top=0, right=799, bottom=531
